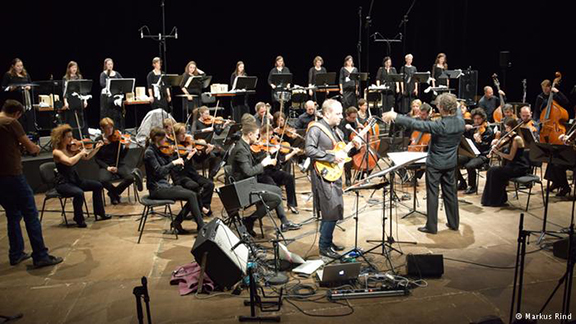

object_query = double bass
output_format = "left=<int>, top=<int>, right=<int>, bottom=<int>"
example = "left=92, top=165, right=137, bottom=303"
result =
left=539, top=72, right=568, bottom=145
left=492, top=74, right=506, bottom=123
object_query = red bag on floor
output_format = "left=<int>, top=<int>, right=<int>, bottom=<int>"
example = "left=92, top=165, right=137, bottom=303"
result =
left=170, top=262, right=214, bottom=295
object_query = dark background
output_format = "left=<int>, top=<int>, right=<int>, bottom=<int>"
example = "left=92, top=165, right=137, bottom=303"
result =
left=1, top=0, right=575, bottom=129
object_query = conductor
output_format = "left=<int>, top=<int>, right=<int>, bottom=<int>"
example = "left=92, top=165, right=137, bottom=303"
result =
left=382, top=94, right=465, bottom=234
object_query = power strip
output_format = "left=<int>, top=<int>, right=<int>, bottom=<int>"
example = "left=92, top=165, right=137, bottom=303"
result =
left=327, top=287, right=409, bottom=300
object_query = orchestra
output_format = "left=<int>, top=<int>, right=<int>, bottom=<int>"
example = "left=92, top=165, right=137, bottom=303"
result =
left=2, top=51, right=576, bottom=260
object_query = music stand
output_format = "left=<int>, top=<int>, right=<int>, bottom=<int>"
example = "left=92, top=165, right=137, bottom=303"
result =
left=65, top=80, right=93, bottom=99
left=413, top=72, right=431, bottom=84
left=233, top=76, right=258, bottom=91
left=458, top=136, right=480, bottom=159
left=384, top=73, right=404, bottom=84
left=107, top=78, right=135, bottom=96
left=314, top=72, right=336, bottom=87
left=438, top=69, right=463, bottom=80
left=270, top=73, right=292, bottom=89
left=519, top=127, right=536, bottom=148
left=162, top=74, right=181, bottom=87
left=350, top=72, right=369, bottom=82
left=529, top=143, right=576, bottom=244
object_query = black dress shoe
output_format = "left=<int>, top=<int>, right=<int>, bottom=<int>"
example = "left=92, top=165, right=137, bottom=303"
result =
left=331, top=243, right=345, bottom=251
left=10, top=253, right=31, bottom=266
left=557, top=186, right=571, bottom=197
left=464, top=186, right=477, bottom=195
left=281, top=221, right=301, bottom=232
left=171, top=221, right=190, bottom=235
left=418, top=226, right=437, bottom=234
left=319, top=247, right=341, bottom=259
left=445, top=223, right=458, bottom=231
left=242, top=218, right=257, bottom=237
left=457, top=182, right=467, bottom=191
left=33, top=255, right=63, bottom=269
left=547, top=182, right=560, bottom=193
left=76, top=221, right=87, bottom=228
left=132, top=169, right=144, bottom=192
left=97, top=214, right=112, bottom=221
left=288, top=206, right=299, bottom=214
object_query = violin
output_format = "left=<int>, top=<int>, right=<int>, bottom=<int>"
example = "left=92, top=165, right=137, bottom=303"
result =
left=487, top=122, right=523, bottom=159
left=250, top=138, right=295, bottom=155
left=475, top=122, right=487, bottom=135
left=274, top=126, right=302, bottom=139
left=67, top=138, right=97, bottom=153
left=201, top=116, right=235, bottom=126
left=107, top=130, right=131, bottom=146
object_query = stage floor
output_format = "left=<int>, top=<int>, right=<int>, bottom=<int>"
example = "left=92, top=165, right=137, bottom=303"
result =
left=0, top=165, right=574, bottom=323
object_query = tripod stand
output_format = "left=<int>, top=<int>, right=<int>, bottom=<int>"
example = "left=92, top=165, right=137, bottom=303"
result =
left=133, top=276, right=152, bottom=324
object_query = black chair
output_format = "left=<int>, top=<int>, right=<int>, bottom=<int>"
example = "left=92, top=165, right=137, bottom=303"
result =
left=39, top=162, right=90, bottom=226
left=510, top=150, right=545, bottom=211
left=135, top=169, right=178, bottom=244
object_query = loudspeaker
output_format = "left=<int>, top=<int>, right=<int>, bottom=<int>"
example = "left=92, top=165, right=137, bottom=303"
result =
left=553, top=235, right=576, bottom=260
left=406, top=254, right=444, bottom=278
left=458, top=69, right=478, bottom=106
left=499, top=51, right=511, bottom=68
left=191, top=218, right=249, bottom=289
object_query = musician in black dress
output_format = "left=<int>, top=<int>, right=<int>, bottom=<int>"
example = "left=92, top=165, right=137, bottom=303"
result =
left=376, top=56, right=399, bottom=113
left=190, top=106, right=226, bottom=179
left=146, top=57, right=171, bottom=112
left=94, top=118, right=136, bottom=205
left=171, top=122, right=214, bottom=216
left=308, top=56, right=327, bottom=101
left=180, top=61, right=205, bottom=118
left=230, top=61, right=250, bottom=122
left=339, top=55, right=359, bottom=109
left=456, top=108, right=494, bottom=194
left=51, top=124, right=110, bottom=227
left=481, top=118, right=529, bottom=207
left=62, top=61, right=88, bottom=139
left=431, top=53, right=448, bottom=88
left=144, top=127, right=204, bottom=234
left=534, top=79, right=570, bottom=122
left=99, top=58, right=124, bottom=129
left=2, top=58, right=34, bottom=132
left=399, top=54, right=418, bottom=114
left=267, top=56, right=291, bottom=111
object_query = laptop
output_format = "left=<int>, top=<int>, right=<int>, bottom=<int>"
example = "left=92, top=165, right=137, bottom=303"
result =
left=316, top=262, right=362, bottom=283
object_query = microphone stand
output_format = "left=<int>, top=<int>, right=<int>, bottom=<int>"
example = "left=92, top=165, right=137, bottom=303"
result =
left=139, top=0, right=178, bottom=72
left=357, top=6, right=363, bottom=72
left=398, top=0, right=417, bottom=55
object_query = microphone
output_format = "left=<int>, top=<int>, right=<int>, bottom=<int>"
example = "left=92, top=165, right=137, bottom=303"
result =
left=140, top=27, right=144, bottom=38
left=175, top=28, right=178, bottom=39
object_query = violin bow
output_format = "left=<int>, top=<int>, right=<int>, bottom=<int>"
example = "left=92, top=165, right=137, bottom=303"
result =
left=73, top=110, right=86, bottom=151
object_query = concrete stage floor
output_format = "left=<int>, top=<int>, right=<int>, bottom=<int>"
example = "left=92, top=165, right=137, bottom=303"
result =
left=0, top=166, right=574, bottom=324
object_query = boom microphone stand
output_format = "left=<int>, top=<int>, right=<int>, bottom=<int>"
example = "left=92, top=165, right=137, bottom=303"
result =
left=139, top=0, right=178, bottom=72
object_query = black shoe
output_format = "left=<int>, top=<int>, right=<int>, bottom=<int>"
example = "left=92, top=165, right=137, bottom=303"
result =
left=557, top=186, right=571, bottom=197
left=345, top=178, right=351, bottom=187
left=33, top=255, right=63, bottom=269
left=320, top=247, right=341, bottom=259
left=288, top=205, right=299, bottom=214
left=457, top=182, right=467, bottom=191
left=10, top=253, right=31, bottom=266
left=132, top=168, right=143, bottom=192
left=204, top=210, right=213, bottom=218
left=281, top=221, right=301, bottom=232
left=76, top=221, right=87, bottom=228
left=242, top=218, right=257, bottom=237
left=111, top=197, right=121, bottom=205
left=464, top=186, right=477, bottom=195
left=97, top=214, right=112, bottom=221
left=331, top=243, right=345, bottom=251
left=171, top=221, right=190, bottom=235
left=445, top=223, right=458, bottom=231
left=547, top=182, right=560, bottom=193
left=418, top=226, right=437, bottom=234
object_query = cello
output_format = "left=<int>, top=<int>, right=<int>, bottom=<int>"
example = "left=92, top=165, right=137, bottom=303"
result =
left=539, top=72, right=568, bottom=145
left=492, top=74, right=506, bottom=123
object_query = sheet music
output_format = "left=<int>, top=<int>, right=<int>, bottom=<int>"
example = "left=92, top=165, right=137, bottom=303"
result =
left=387, top=151, right=427, bottom=165
left=465, top=138, right=481, bottom=156
left=184, top=75, right=193, bottom=89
